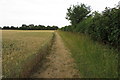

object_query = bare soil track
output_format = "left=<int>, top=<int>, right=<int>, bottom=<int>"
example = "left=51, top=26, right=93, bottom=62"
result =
left=31, top=32, right=80, bottom=78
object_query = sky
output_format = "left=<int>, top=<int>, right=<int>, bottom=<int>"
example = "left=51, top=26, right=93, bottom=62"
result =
left=0, top=0, right=119, bottom=28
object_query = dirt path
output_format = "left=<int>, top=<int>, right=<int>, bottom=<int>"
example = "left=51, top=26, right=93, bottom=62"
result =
left=31, top=32, right=80, bottom=78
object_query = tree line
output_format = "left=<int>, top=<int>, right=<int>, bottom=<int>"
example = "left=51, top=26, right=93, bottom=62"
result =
left=2, top=24, right=58, bottom=30
left=61, top=3, right=120, bottom=50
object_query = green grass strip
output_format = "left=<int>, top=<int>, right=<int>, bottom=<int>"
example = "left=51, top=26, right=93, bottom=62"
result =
left=58, top=31, right=118, bottom=78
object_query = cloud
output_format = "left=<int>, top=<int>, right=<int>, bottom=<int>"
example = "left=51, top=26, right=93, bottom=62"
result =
left=0, top=0, right=119, bottom=27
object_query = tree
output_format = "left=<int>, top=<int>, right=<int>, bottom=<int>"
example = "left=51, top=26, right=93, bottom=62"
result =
left=22, top=24, right=27, bottom=27
left=11, top=26, right=16, bottom=29
left=3, top=26, right=10, bottom=29
left=52, top=26, right=58, bottom=30
left=66, top=3, right=91, bottom=26
left=29, top=24, right=35, bottom=30
left=21, top=24, right=28, bottom=30
left=47, top=25, right=51, bottom=30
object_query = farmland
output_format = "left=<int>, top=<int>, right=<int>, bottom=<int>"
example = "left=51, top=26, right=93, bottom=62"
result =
left=1, top=30, right=119, bottom=78
left=2, top=30, right=54, bottom=78
left=1, top=1, right=119, bottom=78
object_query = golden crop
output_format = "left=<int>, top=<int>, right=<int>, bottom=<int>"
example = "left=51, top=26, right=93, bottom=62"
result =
left=2, top=30, right=54, bottom=78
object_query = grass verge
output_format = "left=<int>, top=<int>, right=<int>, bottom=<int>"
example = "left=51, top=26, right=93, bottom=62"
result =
left=58, top=31, right=118, bottom=78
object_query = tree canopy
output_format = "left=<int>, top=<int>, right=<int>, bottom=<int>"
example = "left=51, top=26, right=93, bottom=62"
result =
left=2, top=24, right=59, bottom=30
left=61, top=3, right=120, bottom=50
left=66, top=3, right=91, bottom=26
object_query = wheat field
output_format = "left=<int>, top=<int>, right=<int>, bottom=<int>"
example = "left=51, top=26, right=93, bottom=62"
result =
left=2, top=30, right=54, bottom=78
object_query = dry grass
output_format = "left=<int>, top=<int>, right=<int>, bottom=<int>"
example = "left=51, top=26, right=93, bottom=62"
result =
left=2, top=30, right=54, bottom=78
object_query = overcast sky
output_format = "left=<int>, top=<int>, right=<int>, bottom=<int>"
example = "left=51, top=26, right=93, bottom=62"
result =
left=0, top=0, right=119, bottom=27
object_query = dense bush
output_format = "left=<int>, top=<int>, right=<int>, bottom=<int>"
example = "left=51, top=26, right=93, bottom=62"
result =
left=61, top=3, right=120, bottom=50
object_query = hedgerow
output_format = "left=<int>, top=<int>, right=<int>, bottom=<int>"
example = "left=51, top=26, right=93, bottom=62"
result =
left=61, top=3, right=120, bottom=50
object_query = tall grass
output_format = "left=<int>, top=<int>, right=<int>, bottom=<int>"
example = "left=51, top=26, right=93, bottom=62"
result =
left=58, top=31, right=118, bottom=78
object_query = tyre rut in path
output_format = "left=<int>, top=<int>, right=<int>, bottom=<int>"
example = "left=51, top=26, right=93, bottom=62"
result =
left=31, top=32, right=80, bottom=78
